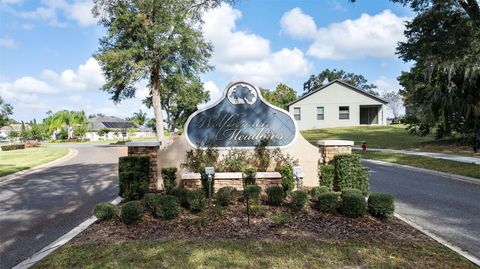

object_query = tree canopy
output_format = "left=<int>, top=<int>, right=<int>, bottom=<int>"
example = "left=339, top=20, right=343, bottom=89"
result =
left=303, top=69, right=378, bottom=95
left=128, top=109, right=147, bottom=127
left=0, top=96, right=13, bottom=127
left=260, top=83, right=297, bottom=110
left=93, top=0, right=223, bottom=141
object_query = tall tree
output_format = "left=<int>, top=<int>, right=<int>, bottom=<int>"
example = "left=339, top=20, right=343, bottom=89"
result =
left=394, top=0, right=480, bottom=148
left=260, top=83, right=297, bottom=110
left=0, top=96, right=13, bottom=127
left=93, top=0, right=222, bottom=141
left=128, top=109, right=147, bottom=127
left=303, top=68, right=378, bottom=95
left=44, top=110, right=88, bottom=139
left=382, top=91, right=403, bottom=120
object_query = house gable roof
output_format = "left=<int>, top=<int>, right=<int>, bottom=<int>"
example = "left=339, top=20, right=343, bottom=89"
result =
left=287, top=79, right=388, bottom=108
left=88, top=115, right=137, bottom=131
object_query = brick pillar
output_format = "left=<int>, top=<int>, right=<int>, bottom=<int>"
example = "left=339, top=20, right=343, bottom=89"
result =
left=317, top=140, right=354, bottom=164
left=126, top=142, right=161, bottom=190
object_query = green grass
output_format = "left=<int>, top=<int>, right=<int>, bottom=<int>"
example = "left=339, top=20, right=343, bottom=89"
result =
left=34, top=239, right=476, bottom=269
left=301, top=125, right=479, bottom=157
left=0, top=147, right=69, bottom=177
left=360, top=151, right=480, bottom=179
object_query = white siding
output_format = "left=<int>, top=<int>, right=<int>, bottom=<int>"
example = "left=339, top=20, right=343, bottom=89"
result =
left=289, top=82, right=387, bottom=130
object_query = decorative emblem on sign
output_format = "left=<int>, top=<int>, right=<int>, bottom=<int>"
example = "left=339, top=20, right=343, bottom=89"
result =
left=185, top=81, right=298, bottom=148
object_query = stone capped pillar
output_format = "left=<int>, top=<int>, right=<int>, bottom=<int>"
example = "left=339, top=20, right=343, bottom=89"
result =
left=317, top=140, right=354, bottom=164
left=126, top=142, right=161, bottom=190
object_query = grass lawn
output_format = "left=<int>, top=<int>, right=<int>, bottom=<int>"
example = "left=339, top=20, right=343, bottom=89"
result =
left=34, top=239, right=476, bottom=269
left=302, top=125, right=479, bottom=157
left=360, top=151, right=480, bottom=179
left=0, top=147, right=69, bottom=177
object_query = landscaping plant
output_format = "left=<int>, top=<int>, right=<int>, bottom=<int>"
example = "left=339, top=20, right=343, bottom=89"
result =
left=143, top=193, right=161, bottom=214
left=187, top=190, right=207, bottom=212
left=339, top=192, right=367, bottom=218
left=169, top=188, right=190, bottom=208
left=254, top=138, right=271, bottom=171
left=318, top=164, right=334, bottom=189
left=315, top=192, right=339, bottom=213
left=216, top=186, right=237, bottom=207
left=266, top=186, right=285, bottom=206
left=243, top=167, right=257, bottom=186
left=244, top=185, right=261, bottom=204
left=118, top=156, right=150, bottom=201
left=278, top=165, right=295, bottom=195
left=341, top=188, right=364, bottom=198
left=309, top=186, right=329, bottom=198
left=94, top=203, right=118, bottom=220
left=120, top=201, right=143, bottom=225
left=368, top=193, right=395, bottom=219
left=333, top=154, right=369, bottom=196
left=290, top=190, right=309, bottom=211
left=220, top=150, right=251, bottom=172
left=161, top=167, right=177, bottom=194
left=155, top=195, right=181, bottom=220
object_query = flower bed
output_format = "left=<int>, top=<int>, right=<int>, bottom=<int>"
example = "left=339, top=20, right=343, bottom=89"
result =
left=181, top=172, right=284, bottom=191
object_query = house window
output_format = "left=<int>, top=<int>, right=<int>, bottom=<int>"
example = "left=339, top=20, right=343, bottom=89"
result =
left=317, top=107, right=324, bottom=120
left=293, top=107, right=301, bottom=120
left=339, top=106, right=349, bottom=120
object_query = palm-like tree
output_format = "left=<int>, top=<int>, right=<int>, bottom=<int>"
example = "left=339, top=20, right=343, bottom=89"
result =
left=129, top=109, right=147, bottom=127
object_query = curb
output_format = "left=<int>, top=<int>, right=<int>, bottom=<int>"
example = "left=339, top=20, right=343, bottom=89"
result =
left=12, top=196, right=123, bottom=269
left=0, top=148, right=78, bottom=185
left=394, top=213, right=480, bottom=267
left=362, top=159, right=480, bottom=186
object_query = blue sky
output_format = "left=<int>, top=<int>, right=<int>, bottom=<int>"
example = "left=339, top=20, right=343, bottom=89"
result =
left=0, top=0, right=412, bottom=122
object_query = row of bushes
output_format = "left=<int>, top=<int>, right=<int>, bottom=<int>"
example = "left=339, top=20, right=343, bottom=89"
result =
left=319, top=154, right=369, bottom=196
left=1, top=144, right=26, bottom=151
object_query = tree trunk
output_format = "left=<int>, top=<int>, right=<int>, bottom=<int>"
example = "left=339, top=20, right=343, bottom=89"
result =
left=151, top=67, right=165, bottom=142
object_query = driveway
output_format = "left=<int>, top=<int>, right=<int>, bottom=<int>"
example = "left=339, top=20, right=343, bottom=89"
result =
left=0, top=145, right=126, bottom=269
left=365, top=160, right=480, bottom=259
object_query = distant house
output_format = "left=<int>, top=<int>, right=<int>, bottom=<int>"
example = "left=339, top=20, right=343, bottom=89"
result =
left=287, top=80, right=388, bottom=130
left=85, top=115, right=155, bottom=141
left=0, top=123, right=30, bottom=140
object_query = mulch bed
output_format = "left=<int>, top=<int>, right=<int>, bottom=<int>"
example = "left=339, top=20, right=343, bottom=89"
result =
left=73, top=200, right=430, bottom=245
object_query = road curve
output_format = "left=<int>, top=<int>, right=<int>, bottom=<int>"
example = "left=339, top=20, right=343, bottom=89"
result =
left=0, top=145, right=126, bottom=269
left=365, top=160, right=480, bottom=259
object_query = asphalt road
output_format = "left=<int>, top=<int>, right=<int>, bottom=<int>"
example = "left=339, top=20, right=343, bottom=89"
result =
left=0, top=145, right=126, bottom=269
left=365, top=160, right=480, bottom=259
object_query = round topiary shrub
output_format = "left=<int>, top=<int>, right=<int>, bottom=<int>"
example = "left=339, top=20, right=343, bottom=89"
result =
left=290, top=190, right=309, bottom=211
left=315, top=192, right=339, bottom=213
left=143, top=193, right=161, bottom=214
left=94, top=202, right=118, bottom=220
left=310, top=186, right=330, bottom=198
left=155, top=195, right=181, bottom=220
left=244, top=185, right=261, bottom=204
left=341, top=188, right=364, bottom=198
left=187, top=190, right=207, bottom=212
left=368, top=193, right=394, bottom=218
left=266, top=186, right=285, bottom=206
left=120, top=201, right=143, bottom=224
left=169, top=188, right=190, bottom=208
left=216, top=186, right=237, bottom=207
left=339, top=193, right=367, bottom=218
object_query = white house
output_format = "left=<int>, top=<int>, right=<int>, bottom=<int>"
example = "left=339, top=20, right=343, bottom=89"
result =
left=287, top=80, right=388, bottom=130
left=85, top=115, right=155, bottom=141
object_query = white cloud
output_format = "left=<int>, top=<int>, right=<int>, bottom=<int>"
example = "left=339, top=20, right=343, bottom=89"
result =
left=280, top=7, right=317, bottom=40
left=203, top=80, right=221, bottom=101
left=374, top=76, right=402, bottom=93
left=282, top=9, right=408, bottom=60
left=42, top=57, right=104, bottom=91
left=203, top=3, right=313, bottom=87
left=0, top=76, right=58, bottom=94
left=1, top=0, right=23, bottom=4
left=0, top=38, right=18, bottom=48
left=65, top=1, right=96, bottom=26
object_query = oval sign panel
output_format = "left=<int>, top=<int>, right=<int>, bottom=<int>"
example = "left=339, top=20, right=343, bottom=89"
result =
left=185, top=81, right=298, bottom=148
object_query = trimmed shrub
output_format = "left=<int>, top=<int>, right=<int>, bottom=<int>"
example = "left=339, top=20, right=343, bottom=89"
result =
left=119, top=156, right=150, bottom=201
left=319, top=164, right=334, bottom=189
left=94, top=202, right=118, bottom=220
left=315, top=192, right=339, bottom=213
left=187, top=190, right=207, bottom=212
left=310, top=186, right=329, bottom=198
left=155, top=195, right=181, bottom=220
left=278, top=165, right=295, bottom=195
left=143, top=193, right=161, bottom=214
left=120, top=201, right=143, bottom=224
left=339, top=192, right=367, bottom=218
left=333, top=154, right=369, bottom=196
left=216, top=186, right=237, bottom=207
left=1, top=144, right=25, bottom=151
left=243, top=167, right=257, bottom=186
left=244, top=185, right=261, bottom=204
left=266, top=186, right=285, bottom=206
left=290, top=190, right=309, bottom=211
left=341, top=188, right=364, bottom=198
left=368, top=193, right=395, bottom=218
left=169, top=188, right=190, bottom=208
left=161, top=167, right=177, bottom=194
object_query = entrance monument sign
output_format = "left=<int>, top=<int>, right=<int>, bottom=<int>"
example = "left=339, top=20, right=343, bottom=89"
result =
left=185, top=82, right=297, bottom=148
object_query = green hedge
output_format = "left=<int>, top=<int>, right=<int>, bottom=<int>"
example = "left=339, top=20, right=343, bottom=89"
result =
left=1, top=144, right=25, bottom=151
left=216, top=186, right=237, bottom=206
left=169, top=188, right=190, bottom=208
left=290, top=190, right=309, bottom=211
left=318, top=164, right=334, bottom=189
left=368, top=193, right=395, bottom=218
left=119, top=156, right=150, bottom=201
left=187, top=190, right=207, bottom=212
left=244, top=185, right=261, bottom=204
left=266, top=186, right=285, bottom=206
left=161, top=167, right=177, bottom=194
left=309, top=186, right=329, bottom=198
left=278, top=165, right=295, bottom=195
left=243, top=167, right=257, bottom=186
left=94, top=203, right=118, bottom=220
left=315, top=192, right=339, bottom=213
left=120, top=201, right=143, bottom=224
left=155, top=195, right=181, bottom=220
left=333, top=154, right=369, bottom=196
left=339, top=192, right=367, bottom=218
